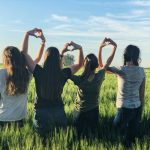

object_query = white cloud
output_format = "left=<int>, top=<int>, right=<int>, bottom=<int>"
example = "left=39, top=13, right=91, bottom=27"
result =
left=51, top=14, right=69, bottom=22
left=52, top=24, right=73, bottom=30
left=13, top=20, right=23, bottom=24
left=44, top=19, right=50, bottom=23
left=131, top=9, right=148, bottom=15
left=130, top=0, right=150, bottom=6
left=87, top=16, right=129, bottom=32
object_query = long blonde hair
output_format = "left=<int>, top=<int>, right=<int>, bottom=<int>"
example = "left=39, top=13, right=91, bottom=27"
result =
left=3, top=46, right=30, bottom=96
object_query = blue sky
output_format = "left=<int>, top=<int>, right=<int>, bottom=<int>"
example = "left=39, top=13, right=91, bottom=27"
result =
left=0, top=0, right=150, bottom=67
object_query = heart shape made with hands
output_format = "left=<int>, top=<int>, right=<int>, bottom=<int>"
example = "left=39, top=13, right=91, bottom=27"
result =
left=104, top=38, right=112, bottom=45
left=29, top=29, right=42, bottom=38
left=34, top=29, right=42, bottom=38
left=67, top=45, right=77, bottom=51
left=65, top=43, right=79, bottom=52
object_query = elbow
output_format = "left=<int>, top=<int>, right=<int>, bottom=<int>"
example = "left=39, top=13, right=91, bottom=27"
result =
left=78, top=62, right=83, bottom=68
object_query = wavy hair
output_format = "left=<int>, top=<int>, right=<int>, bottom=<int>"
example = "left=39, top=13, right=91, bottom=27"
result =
left=3, top=46, right=30, bottom=95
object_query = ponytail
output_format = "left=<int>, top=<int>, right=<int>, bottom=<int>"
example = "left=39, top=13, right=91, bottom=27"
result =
left=80, top=54, right=98, bottom=83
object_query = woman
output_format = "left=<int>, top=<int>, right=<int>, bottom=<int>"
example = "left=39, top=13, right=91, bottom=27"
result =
left=105, top=45, right=146, bottom=146
left=70, top=38, right=117, bottom=137
left=21, top=28, right=84, bottom=135
left=0, top=29, right=45, bottom=127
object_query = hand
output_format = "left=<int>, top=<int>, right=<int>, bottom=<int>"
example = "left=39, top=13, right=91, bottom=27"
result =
left=27, top=28, right=39, bottom=38
left=61, top=43, right=70, bottom=55
left=100, top=38, right=117, bottom=48
left=107, top=38, right=117, bottom=48
left=70, top=41, right=82, bottom=51
left=37, top=29, right=46, bottom=43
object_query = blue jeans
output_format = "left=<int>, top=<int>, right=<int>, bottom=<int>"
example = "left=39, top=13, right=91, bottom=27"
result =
left=33, top=106, right=67, bottom=137
left=113, top=107, right=141, bottom=145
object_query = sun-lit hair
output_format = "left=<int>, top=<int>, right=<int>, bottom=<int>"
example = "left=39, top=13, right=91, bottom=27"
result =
left=3, top=46, right=30, bottom=95
left=123, top=45, right=141, bottom=66
left=41, top=47, right=62, bottom=100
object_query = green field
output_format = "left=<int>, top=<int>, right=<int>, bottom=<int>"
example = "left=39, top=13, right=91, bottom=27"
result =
left=0, top=69, right=150, bottom=150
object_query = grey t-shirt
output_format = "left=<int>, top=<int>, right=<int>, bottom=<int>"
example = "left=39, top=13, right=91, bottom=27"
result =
left=108, top=66, right=146, bottom=108
left=71, top=69, right=105, bottom=112
left=0, top=69, right=30, bottom=121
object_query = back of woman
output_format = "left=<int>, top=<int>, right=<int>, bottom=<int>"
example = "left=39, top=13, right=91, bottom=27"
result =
left=33, top=64, right=71, bottom=109
left=112, top=66, right=145, bottom=108
left=72, top=69, right=105, bottom=112
left=0, top=46, right=30, bottom=127
left=108, top=45, right=146, bottom=147
left=71, top=38, right=117, bottom=137
left=21, top=28, right=84, bottom=136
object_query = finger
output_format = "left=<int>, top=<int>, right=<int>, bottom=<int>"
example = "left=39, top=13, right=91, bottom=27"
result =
left=71, top=47, right=77, bottom=51
left=65, top=48, right=70, bottom=52
left=32, top=34, right=38, bottom=38
left=33, top=28, right=39, bottom=32
left=70, top=41, right=75, bottom=45
left=37, top=29, right=42, bottom=33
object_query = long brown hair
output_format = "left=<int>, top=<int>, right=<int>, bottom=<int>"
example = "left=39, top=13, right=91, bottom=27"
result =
left=3, top=46, right=30, bottom=95
left=41, top=47, right=62, bottom=100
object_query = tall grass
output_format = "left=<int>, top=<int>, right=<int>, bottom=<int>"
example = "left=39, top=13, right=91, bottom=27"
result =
left=0, top=69, right=149, bottom=150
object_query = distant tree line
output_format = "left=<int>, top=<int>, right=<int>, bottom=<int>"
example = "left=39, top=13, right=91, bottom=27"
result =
left=63, top=54, right=75, bottom=66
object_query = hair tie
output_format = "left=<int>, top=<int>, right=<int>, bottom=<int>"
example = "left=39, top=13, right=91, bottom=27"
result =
left=87, top=57, right=91, bottom=62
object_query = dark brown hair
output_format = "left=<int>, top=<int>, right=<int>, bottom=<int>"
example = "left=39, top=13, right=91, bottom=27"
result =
left=81, top=53, right=98, bottom=81
left=40, top=47, right=62, bottom=100
left=124, top=45, right=141, bottom=66
left=3, top=46, right=30, bottom=95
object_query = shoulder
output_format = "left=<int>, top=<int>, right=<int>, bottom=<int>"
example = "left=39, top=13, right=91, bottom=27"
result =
left=97, top=68, right=105, bottom=75
left=33, top=64, right=43, bottom=77
left=70, top=74, right=81, bottom=85
left=62, top=67, right=72, bottom=79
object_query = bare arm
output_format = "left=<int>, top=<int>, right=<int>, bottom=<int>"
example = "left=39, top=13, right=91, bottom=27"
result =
left=34, top=43, right=45, bottom=64
left=140, top=78, right=146, bottom=114
left=21, top=28, right=45, bottom=72
left=33, top=31, right=46, bottom=64
left=98, top=38, right=105, bottom=68
left=98, top=38, right=117, bottom=70
left=60, top=41, right=84, bottom=74
left=70, top=41, right=84, bottom=74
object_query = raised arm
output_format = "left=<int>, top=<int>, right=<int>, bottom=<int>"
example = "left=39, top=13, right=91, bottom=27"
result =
left=34, top=30, right=46, bottom=64
left=139, top=78, right=146, bottom=115
left=21, top=28, right=45, bottom=72
left=60, top=41, right=84, bottom=74
left=60, top=43, right=70, bottom=69
left=98, top=38, right=117, bottom=70
left=98, top=38, right=107, bottom=68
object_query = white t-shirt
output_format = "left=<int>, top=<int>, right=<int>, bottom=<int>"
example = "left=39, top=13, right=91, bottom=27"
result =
left=0, top=69, right=28, bottom=121
left=108, top=66, right=146, bottom=108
